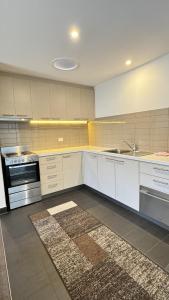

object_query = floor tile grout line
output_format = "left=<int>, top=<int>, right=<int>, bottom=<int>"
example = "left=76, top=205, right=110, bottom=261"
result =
left=0, top=218, right=13, bottom=300
left=145, top=234, right=169, bottom=255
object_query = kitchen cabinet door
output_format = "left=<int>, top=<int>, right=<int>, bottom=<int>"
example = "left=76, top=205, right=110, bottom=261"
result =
left=49, top=83, right=66, bottom=119
left=0, top=75, right=15, bottom=115
left=62, top=152, right=82, bottom=189
left=13, top=78, right=32, bottom=117
left=30, top=80, right=50, bottom=119
left=66, top=86, right=81, bottom=119
left=115, top=158, right=139, bottom=211
left=80, top=88, right=95, bottom=119
left=98, top=155, right=116, bottom=198
left=83, top=152, right=98, bottom=190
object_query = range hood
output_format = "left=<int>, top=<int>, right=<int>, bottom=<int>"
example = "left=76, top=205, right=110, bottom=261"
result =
left=0, top=115, right=31, bottom=122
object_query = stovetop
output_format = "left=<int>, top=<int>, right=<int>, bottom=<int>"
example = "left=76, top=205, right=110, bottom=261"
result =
left=1, top=146, right=39, bottom=166
left=4, top=151, right=33, bottom=158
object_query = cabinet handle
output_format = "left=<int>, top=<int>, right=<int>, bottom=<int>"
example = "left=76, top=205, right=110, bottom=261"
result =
left=2, top=114, right=15, bottom=116
left=47, top=165, right=56, bottom=169
left=63, top=155, right=71, bottom=158
left=89, top=154, right=97, bottom=158
left=46, top=157, right=56, bottom=161
left=40, top=117, right=50, bottom=120
left=47, top=175, right=57, bottom=179
left=153, top=167, right=169, bottom=172
left=48, top=183, right=58, bottom=188
left=113, top=159, right=125, bottom=164
left=105, top=157, right=114, bottom=162
left=153, top=179, right=168, bottom=186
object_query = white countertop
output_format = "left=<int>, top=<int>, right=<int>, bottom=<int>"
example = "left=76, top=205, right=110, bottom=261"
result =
left=35, top=146, right=105, bottom=156
left=35, top=146, right=169, bottom=166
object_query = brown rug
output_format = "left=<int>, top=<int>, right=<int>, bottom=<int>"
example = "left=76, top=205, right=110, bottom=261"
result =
left=30, top=201, right=169, bottom=299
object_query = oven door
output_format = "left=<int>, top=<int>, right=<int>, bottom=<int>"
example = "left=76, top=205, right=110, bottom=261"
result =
left=7, top=162, right=40, bottom=188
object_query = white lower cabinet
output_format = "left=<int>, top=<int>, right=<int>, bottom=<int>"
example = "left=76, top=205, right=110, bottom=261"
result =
left=39, top=151, right=139, bottom=212
left=115, top=158, right=139, bottom=211
left=98, top=155, right=139, bottom=211
left=98, top=156, right=116, bottom=198
left=39, top=156, right=63, bottom=195
left=83, top=153, right=99, bottom=190
left=62, top=153, right=82, bottom=189
left=39, top=152, right=82, bottom=195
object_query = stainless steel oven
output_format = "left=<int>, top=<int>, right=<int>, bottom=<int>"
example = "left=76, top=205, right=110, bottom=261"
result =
left=1, top=146, right=41, bottom=210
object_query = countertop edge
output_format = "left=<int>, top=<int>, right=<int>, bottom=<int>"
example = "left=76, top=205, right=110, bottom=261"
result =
left=35, top=147, right=169, bottom=166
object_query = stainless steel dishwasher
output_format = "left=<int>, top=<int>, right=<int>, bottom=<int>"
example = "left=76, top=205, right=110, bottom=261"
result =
left=140, top=186, right=169, bottom=228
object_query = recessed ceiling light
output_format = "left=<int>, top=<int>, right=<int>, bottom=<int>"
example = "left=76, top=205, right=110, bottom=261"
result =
left=69, top=27, right=79, bottom=40
left=52, top=57, right=79, bottom=71
left=125, top=59, right=132, bottom=66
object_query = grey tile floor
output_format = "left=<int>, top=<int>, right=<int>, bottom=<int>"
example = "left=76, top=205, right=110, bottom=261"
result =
left=1, top=186, right=169, bottom=300
left=0, top=220, right=11, bottom=300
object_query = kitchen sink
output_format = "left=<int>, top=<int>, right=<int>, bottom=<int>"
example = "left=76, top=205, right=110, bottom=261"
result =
left=103, top=149, right=131, bottom=154
left=103, top=149, right=152, bottom=157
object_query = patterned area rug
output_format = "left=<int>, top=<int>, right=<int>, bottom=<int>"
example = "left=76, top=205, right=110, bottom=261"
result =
left=30, top=201, right=169, bottom=299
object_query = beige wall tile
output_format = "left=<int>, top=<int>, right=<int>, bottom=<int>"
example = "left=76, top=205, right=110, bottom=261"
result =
left=0, top=121, right=88, bottom=150
left=90, top=108, right=169, bottom=152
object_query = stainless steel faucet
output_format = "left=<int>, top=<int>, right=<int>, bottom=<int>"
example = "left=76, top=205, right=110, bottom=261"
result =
left=123, top=140, right=137, bottom=152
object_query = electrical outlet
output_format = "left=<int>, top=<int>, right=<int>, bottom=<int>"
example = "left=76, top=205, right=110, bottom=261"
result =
left=58, top=137, right=64, bottom=142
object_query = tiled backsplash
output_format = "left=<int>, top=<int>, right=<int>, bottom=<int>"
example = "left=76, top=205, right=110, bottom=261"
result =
left=88, top=108, right=169, bottom=153
left=0, top=123, right=88, bottom=150
left=1, top=108, right=169, bottom=152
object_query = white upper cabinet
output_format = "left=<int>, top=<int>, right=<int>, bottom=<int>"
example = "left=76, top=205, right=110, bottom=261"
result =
left=49, top=83, right=66, bottom=119
left=98, top=155, right=116, bottom=198
left=115, top=158, right=139, bottom=211
left=30, top=80, right=51, bottom=119
left=80, top=88, right=95, bottom=119
left=0, top=75, right=15, bottom=115
left=13, top=77, right=32, bottom=117
left=66, top=86, right=81, bottom=119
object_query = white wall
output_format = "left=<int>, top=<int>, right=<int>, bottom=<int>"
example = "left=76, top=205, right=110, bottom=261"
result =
left=95, top=53, right=169, bottom=118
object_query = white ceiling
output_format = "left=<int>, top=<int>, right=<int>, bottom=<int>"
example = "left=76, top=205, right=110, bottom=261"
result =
left=0, top=0, right=169, bottom=86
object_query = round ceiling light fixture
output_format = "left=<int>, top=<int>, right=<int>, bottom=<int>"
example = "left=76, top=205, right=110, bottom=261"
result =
left=52, top=57, right=79, bottom=71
